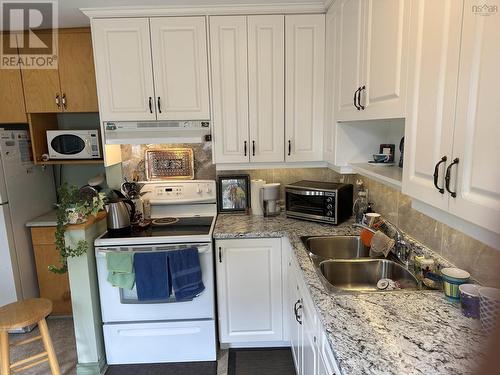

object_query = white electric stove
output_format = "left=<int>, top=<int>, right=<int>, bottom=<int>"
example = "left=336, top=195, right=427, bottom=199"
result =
left=94, top=180, right=217, bottom=365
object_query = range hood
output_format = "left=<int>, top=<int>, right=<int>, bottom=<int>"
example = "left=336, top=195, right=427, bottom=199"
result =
left=103, top=120, right=210, bottom=145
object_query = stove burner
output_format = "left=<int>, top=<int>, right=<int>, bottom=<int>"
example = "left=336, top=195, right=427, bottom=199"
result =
left=152, top=217, right=180, bottom=226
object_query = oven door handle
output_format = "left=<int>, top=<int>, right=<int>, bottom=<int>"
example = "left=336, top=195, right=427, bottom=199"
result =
left=286, top=188, right=325, bottom=196
left=96, top=246, right=211, bottom=257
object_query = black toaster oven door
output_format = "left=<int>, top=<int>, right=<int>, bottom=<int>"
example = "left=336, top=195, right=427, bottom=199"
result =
left=286, top=190, right=328, bottom=218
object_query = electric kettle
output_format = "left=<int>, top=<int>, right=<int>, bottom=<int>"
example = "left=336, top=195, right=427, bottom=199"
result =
left=105, top=196, right=135, bottom=233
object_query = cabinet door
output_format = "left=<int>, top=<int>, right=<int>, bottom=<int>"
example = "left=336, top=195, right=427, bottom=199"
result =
left=247, top=15, right=285, bottom=163
left=402, top=0, right=462, bottom=211
left=324, top=5, right=341, bottom=163
left=360, top=0, right=410, bottom=119
left=31, top=227, right=72, bottom=315
left=449, top=1, right=500, bottom=234
left=210, top=16, right=249, bottom=163
left=0, top=35, right=26, bottom=123
left=150, top=17, right=210, bottom=120
left=334, top=0, right=364, bottom=120
left=18, top=31, right=61, bottom=113
left=285, top=14, right=325, bottom=162
left=92, top=18, right=156, bottom=121
left=216, top=238, right=283, bottom=343
left=58, top=30, right=99, bottom=112
left=289, top=265, right=303, bottom=375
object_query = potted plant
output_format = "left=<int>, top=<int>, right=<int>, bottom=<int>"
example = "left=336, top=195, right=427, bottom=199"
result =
left=49, top=183, right=106, bottom=274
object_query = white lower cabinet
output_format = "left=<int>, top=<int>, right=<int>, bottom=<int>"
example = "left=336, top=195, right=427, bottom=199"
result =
left=216, top=237, right=340, bottom=373
left=215, top=238, right=283, bottom=344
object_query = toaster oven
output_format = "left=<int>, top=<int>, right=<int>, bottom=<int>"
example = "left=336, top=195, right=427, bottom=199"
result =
left=285, top=180, right=353, bottom=225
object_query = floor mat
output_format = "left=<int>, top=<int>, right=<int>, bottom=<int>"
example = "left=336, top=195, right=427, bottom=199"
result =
left=106, top=361, right=217, bottom=375
left=228, top=348, right=296, bottom=375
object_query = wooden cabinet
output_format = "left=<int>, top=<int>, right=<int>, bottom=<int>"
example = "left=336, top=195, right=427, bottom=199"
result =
left=449, top=0, right=500, bottom=234
left=334, top=0, right=410, bottom=121
left=0, top=67, right=27, bottom=123
left=215, top=238, right=283, bottom=343
left=30, top=227, right=72, bottom=315
left=20, top=28, right=98, bottom=113
left=403, top=0, right=500, bottom=235
left=92, top=17, right=210, bottom=122
left=210, top=16, right=249, bottom=164
left=58, top=31, right=99, bottom=112
left=285, top=14, right=325, bottom=162
left=403, top=0, right=462, bottom=211
left=210, top=15, right=285, bottom=164
left=150, top=17, right=210, bottom=121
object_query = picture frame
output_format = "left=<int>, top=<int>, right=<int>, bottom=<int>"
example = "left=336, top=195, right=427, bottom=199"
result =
left=217, top=175, right=251, bottom=213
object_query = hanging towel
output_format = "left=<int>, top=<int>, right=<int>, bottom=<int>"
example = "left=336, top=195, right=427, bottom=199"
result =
left=134, top=252, right=171, bottom=301
left=106, top=252, right=135, bottom=290
left=168, top=248, right=205, bottom=301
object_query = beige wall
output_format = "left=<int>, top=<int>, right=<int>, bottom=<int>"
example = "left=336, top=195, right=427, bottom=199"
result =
left=219, top=167, right=500, bottom=288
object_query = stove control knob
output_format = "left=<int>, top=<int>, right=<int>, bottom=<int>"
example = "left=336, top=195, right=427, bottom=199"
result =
left=326, top=210, right=333, bottom=216
left=196, top=185, right=203, bottom=194
left=327, top=204, right=333, bottom=210
left=205, top=185, right=212, bottom=193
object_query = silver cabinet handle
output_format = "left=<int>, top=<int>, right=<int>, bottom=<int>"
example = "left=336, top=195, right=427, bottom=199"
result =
left=62, top=93, right=67, bottom=109
left=55, top=94, right=61, bottom=108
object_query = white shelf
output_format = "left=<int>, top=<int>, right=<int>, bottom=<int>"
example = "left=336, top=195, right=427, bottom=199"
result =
left=349, top=162, right=402, bottom=191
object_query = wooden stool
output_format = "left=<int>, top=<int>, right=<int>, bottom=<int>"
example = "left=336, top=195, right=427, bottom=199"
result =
left=0, top=299, right=61, bottom=375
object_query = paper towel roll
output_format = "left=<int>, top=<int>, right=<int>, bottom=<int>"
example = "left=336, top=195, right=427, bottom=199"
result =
left=250, top=179, right=266, bottom=215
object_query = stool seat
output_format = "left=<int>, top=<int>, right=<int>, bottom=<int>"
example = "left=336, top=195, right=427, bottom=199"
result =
left=0, top=299, right=52, bottom=330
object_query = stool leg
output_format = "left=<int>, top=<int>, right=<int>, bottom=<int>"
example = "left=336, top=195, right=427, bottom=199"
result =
left=38, top=320, right=60, bottom=375
left=0, top=331, right=9, bottom=375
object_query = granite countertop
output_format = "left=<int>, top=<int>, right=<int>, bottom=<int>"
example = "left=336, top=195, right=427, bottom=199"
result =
left=25, top=209, right=58, bottom=227
left=214, top=213, right=486, bottom=375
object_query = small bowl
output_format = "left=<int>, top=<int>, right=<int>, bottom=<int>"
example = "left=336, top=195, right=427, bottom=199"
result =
left=479, top=287, right=500, bottom=333
left=459, top=284, right=480, bottom=319
left=441, top=268, right=470, bottom=301
left=372, top=153, right=390, bottom=163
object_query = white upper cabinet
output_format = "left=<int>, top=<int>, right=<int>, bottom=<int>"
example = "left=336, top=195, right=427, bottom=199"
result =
left=360, top=0, right=410, bottom=118
left=449, top=1, right=500, bottom=234
left=92, top=18, right=156, bottom=121
left=324, top=4, right=341, bottom=164
left=215, top=238, right=283, bottom=343
left=248, top=15, right=285, bottom=163
left=285, top=14, right=325, bottom=162
left=402, top=0, right=462, bottom=211
left=92, top=16, right=210, bottom=122
left=334, top=0, right=364, bottom=120
left=210, top=16, right=250, bottom=164
left=150, top=17, right=210, bottom=120
left=334, top=0, right=410, bottom=121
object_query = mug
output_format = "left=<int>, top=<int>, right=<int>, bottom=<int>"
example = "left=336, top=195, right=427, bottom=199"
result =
left=373, top=153, right=390, bottom=163
left=363, top=212, right=381, bottom=228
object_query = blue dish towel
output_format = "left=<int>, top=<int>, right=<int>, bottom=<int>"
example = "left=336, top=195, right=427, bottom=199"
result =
left=168, top=248, right=205, bottom=301
left=134, top=252, right=171, bottom=301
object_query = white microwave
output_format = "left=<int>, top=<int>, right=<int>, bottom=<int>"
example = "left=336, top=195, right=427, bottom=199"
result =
left=47, top=130, right=101, bottom=159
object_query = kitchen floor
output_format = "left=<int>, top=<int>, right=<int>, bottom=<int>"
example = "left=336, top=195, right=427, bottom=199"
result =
left=8, top=318, right=228, bottom=375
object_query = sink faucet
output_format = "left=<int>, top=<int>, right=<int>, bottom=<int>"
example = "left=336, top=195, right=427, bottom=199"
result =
left=352, top=220, right=412, bottom=267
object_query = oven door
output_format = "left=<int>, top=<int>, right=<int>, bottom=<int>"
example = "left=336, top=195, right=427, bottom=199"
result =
left=95, top=243, right=214, bottom=323
left=286, top=188, right=332, bottom=222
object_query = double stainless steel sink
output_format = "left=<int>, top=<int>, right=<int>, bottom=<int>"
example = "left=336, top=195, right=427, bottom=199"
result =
left=301, top=235, right=420, bottom=293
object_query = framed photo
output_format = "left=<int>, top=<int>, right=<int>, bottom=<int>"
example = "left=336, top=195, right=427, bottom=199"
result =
left=217, top=175, right=250, bottom=213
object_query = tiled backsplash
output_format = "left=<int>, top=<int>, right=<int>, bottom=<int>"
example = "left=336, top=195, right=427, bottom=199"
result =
left=119, top=145, right=499, bottom=287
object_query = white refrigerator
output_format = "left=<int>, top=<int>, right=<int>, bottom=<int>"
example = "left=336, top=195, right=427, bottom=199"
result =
left=0, top=129, right=56, bottom=307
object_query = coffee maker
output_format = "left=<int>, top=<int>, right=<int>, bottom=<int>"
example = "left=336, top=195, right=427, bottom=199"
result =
left=262, top=183, right=280, bottom=217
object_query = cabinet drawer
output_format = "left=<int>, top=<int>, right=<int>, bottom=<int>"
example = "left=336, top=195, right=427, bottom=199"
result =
left=30, top=227, right=56, bottom=244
